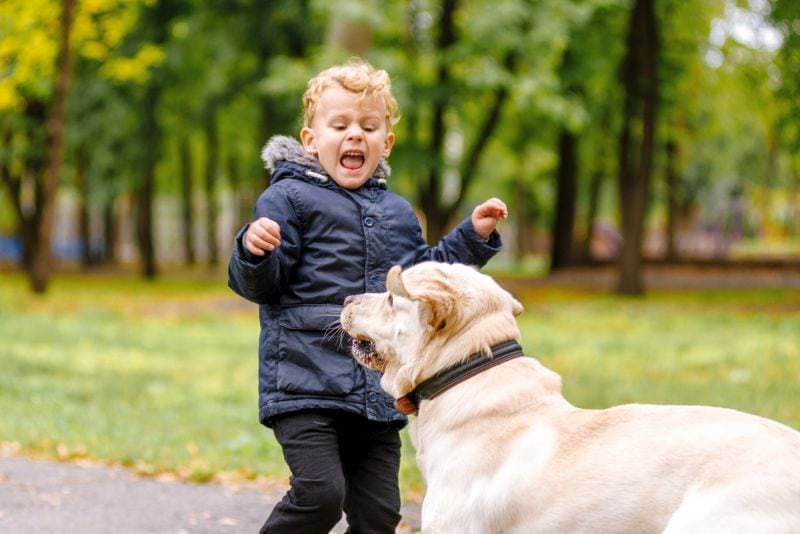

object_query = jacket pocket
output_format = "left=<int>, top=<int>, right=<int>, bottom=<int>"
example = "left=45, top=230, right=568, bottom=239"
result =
left=276, top=304, right=357, bottom=396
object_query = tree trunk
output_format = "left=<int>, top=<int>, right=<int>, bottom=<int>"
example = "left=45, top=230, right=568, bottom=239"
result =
left=789, top=155, right=800, bottom=234
left=582, top=167, right=603, bottom=262
left=136, top=81, right=159, bottom=279
left=422, top=204, right=451, bottom=245
left=0, top=130, right=30, bottom=268
left=102, top=201, right=117, bottom=264
left=179, top=137, right=196, bottom=265
left=75, top=145, right=93, bottom=267
left=455, top=51, right=516, bottom=210
left=135, top=0, right=174, bottom=279
left=759, top=129, right=779, bottom=236
left=204, top=108, right=219, bottom=267
left=1, top=166, right=38, bottom=271
left=419, top=0, right=515, bottom=243
left=513, top=157, right=536, bottom=261
left=29, top=0, right=75, bottom=293
left=420, top=0, right=457, bottom=243
left=22, top=101, right=49, bottom=271
left=581, top=111, right=610, bottom=263
left=616, top=0, right=659, bottom=296
left=550, top=129, right=578, bottom=271
left=665, top=136, right=679, bottom=260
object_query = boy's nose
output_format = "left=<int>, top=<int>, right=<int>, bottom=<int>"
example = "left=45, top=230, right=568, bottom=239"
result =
left=346, top=128, right=363, bottom=141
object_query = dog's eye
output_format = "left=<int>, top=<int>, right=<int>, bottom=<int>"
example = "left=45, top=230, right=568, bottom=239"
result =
left=387, top=294, right=393, bottom=306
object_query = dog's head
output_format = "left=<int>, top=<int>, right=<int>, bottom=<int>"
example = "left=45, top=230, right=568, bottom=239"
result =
left=340, top=262, right=523, bottom=399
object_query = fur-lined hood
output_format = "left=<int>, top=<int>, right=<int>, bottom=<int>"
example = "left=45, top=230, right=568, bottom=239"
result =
left=260, top=135, right=391, bottom=181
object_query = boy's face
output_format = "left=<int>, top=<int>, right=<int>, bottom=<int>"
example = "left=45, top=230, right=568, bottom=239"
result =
left=300, top=85, right=395, bottom=190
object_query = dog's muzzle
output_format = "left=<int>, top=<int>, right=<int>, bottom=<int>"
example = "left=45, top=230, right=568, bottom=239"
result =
left=351, top=337, right=384, bottom=370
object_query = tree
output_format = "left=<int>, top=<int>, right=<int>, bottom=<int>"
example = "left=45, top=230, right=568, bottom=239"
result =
left=379, top=0, right=590, bottom=243
left=658, top=0, right=724, bottom=261
left=28, top=0, right=75, bottom=292
left=4, top=0, right=794, bottom=288
left=616, top=0, right=659, bottom=295
left=771, top=0, right=800, bottom=234
left=0, top=0, right=77, bottom=293
left=550, top=127, right=579, bottom=270
left=178, top=137, right=196, bottom=265
left=550, top=38, right=588, bottom=272
left=417, top=0, right=520, bottom=242
left=554, top=3, right=628, bottom=265
left=132, top=0, right=185, bottom=279
left=0, top=0, right=142, bottom=286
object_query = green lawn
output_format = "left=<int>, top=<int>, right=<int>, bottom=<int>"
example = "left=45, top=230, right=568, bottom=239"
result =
left=1, top=269, right=799, bottom=500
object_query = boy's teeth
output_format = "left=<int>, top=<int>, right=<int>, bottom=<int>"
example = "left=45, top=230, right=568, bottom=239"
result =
left=341, top=152, right=365, bottom=169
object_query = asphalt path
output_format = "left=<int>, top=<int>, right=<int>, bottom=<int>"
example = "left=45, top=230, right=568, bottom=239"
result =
left=0, top=455, right=421, bottom=533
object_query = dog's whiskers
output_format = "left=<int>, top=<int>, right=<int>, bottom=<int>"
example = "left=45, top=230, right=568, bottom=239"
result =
left=321, top=317, right=349, bottom=347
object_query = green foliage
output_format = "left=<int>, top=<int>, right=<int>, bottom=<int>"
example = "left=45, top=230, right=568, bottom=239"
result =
left=1, top=272, right=798, bottom=495
left=0, top=0, right=144, bottom=111
left=771, top=0, right=800, bottom=158
left=1, top=0, right=799, bottom=277
left=65, top=72, right=141, bottom=205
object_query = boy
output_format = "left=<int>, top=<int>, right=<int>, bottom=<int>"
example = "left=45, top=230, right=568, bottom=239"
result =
left=227, top=59, right=507, bottom=533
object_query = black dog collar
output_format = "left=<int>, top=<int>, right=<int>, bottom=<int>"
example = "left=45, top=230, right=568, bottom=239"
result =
left=394, top=340, right=524, bottom=416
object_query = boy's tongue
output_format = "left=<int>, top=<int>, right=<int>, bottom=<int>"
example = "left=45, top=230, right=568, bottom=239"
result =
left=341, top=153, right=365, bottom=170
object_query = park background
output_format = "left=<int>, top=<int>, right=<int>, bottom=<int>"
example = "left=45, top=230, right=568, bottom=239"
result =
left=1, top=0, right=799, bottom=503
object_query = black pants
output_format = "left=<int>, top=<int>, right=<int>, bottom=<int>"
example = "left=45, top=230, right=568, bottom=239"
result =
left=260, top=410, right=402, bottom=534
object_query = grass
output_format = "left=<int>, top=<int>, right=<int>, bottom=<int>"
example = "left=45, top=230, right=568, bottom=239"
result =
left=0, top=270, right=284, bottom=484
left=1, top=269, right=799, bottom=501
left=517, top=287, right=800, bottom=428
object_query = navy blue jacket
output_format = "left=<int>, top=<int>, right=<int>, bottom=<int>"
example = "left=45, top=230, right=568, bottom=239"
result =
left=228, top=136, right=502, bottom=427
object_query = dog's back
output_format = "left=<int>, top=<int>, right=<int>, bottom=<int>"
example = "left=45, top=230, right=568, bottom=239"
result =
left=416, top=352, right=800, bottom=534
left=420, top=358, right=800, bottom=533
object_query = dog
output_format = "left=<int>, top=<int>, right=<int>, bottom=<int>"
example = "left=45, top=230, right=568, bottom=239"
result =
left=340, top=262, right=800, bottom=533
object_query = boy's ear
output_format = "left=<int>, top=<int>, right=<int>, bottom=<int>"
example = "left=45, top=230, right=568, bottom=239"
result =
left=300, top=127, right=317, bottom=155
left=382, top=132, right=395, bottom=158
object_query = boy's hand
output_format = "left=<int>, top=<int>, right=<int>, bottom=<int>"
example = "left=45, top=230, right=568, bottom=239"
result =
left=244, top=217, right=282, bottom=256
left=472, top=197, right=508, bottom=239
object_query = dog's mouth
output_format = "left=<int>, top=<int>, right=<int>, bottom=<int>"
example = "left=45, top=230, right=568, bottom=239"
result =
left=351, top=336, right=384, bottom=370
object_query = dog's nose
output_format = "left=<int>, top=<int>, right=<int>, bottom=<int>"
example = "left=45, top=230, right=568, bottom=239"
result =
left=343, top=295, right=354, bottom=306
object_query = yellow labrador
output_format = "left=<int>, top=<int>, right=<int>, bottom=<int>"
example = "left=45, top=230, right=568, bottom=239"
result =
left=340, top=262, right=800, bottom=534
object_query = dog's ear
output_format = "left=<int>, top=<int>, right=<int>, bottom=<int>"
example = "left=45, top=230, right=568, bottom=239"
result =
left=511, top=295, right=524, bottom=316
left=421, top=294, right=456, bottom=331
left=388, top=264, right=456, bottom=330
left=417, top=281, right=459, bottom=331
left=387, top=265, right=409, bottom=298
left=392, top=365, right=417, bottom=397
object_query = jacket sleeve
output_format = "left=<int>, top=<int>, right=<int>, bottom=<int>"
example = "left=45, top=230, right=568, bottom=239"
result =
left=415, top=216, right=502, bottom=267
left=227, top=184, right=302, bottom=304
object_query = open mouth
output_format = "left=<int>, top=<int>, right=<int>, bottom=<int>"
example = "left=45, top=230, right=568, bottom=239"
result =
left=351, top=337, right=383, bottom=369
left=340, top=151, right=365, bottom=170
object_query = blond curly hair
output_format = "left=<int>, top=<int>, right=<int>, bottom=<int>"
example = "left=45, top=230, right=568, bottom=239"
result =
left=302, top=58, right=399, bottom=131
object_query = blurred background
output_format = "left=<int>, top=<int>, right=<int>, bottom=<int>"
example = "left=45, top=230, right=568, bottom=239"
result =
left=1, top=0, right=799, bottom=504
left=1, top=0, right=798, bottom=294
